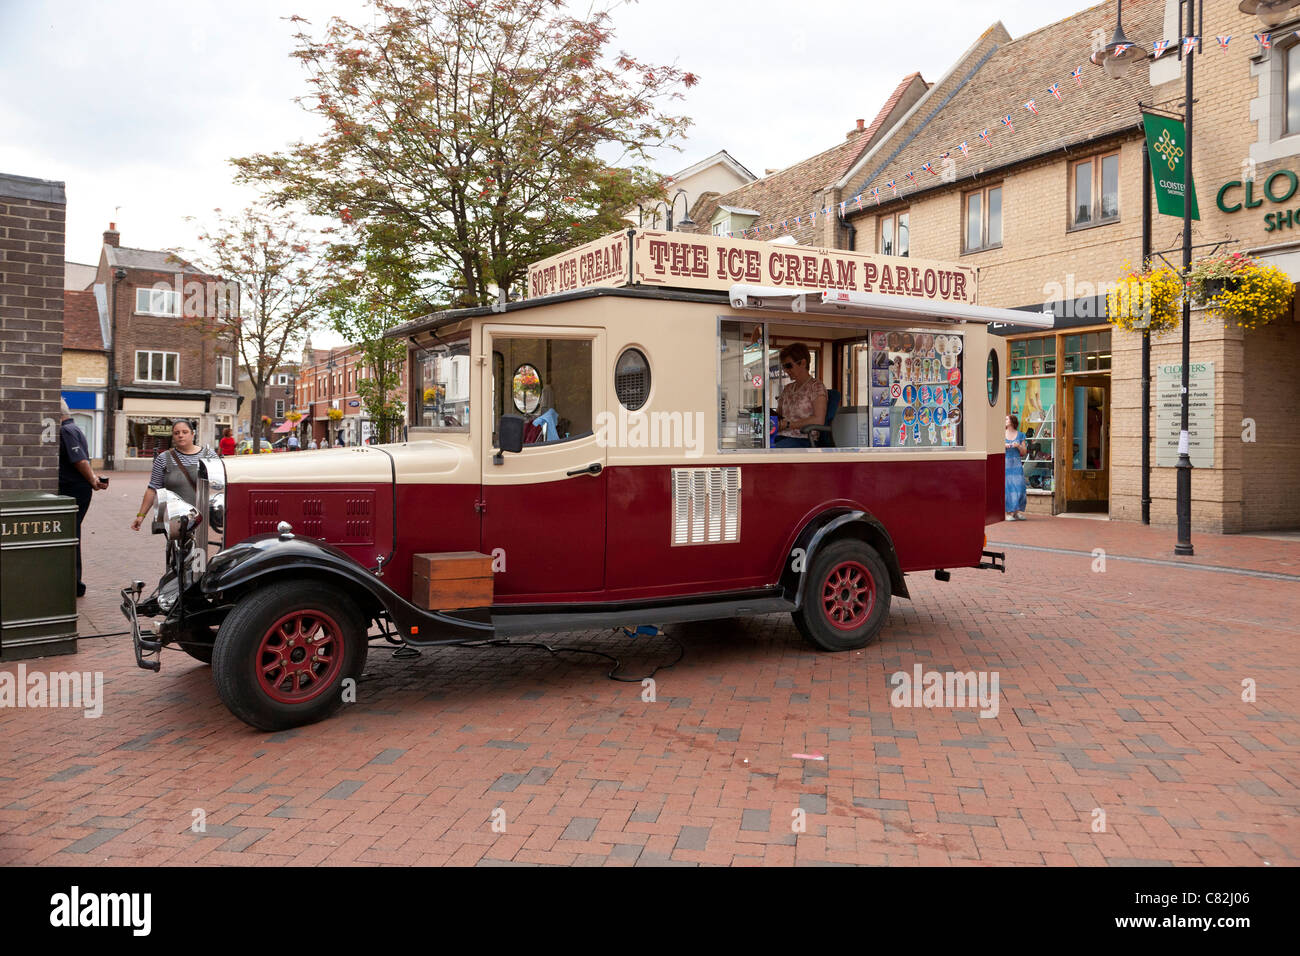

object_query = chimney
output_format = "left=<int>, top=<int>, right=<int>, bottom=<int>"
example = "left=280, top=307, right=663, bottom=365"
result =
left=103, top=222, right=120, bottom=247
left=848, top=118, right=865, bottom=139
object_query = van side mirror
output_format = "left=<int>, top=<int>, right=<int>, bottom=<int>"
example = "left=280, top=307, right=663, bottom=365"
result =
left=495, top=415, right=525, bottom=464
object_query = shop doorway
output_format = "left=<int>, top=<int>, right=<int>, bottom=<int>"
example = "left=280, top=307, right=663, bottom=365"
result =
left=1063, top=377, right=1109, bottom=513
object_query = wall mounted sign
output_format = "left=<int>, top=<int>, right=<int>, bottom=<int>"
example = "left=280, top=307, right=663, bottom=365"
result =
left=1143, top=114, right=1200, bottom=220
left=1156, top=362, right=1214, bottom=468
left=1216, top=169, right=1300, bottom=233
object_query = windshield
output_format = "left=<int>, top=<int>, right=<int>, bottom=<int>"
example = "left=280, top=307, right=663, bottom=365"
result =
left=416, top=334, right=471, bottom=431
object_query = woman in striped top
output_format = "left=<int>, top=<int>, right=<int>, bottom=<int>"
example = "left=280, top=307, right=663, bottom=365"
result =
left=130, top=420, right=219, bottom=531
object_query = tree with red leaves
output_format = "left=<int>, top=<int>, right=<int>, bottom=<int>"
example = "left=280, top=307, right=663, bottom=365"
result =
left=181, top=206, right=335, bottom=452
left=234, top=0, right=696, bottom=308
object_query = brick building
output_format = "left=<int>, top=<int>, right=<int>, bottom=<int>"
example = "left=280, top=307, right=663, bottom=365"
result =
left=295, top=340, right=408, bottom=446
left=0, top=173, right=66, bottom=491
left=60, top=287, right=108, bottom=467
left=93, top=224, right=239, bottom=467
left=682, top=0, right=1300, bottom=534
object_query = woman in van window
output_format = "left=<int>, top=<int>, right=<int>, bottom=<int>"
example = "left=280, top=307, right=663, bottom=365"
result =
left=774, top=343, right=827, bottom=449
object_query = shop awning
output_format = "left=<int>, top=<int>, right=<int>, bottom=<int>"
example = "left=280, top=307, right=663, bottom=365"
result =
left=728, top=285, right=1054, bottom=328
left=272, top=421, right=295, bottom=434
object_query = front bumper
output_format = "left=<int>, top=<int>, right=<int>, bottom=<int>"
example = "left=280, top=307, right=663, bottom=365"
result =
left=120, top=582, right=162, bottom=672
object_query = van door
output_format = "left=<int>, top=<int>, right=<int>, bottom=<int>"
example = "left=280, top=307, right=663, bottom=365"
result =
left=480, top=325, right=607, bottom=599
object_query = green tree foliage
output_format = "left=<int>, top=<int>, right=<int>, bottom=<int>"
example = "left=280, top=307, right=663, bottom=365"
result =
left=182, top=206, right=334, bottom=451
left=234, top=0, right=696, bottom=306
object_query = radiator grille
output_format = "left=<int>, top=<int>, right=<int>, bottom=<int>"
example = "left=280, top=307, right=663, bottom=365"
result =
left=671, top=467, right=741, bottom=546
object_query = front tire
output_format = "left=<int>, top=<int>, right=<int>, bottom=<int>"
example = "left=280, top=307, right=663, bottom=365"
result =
left=791, top=539, right=892, bottom=651
left=212, top=581, right=367, bottom=731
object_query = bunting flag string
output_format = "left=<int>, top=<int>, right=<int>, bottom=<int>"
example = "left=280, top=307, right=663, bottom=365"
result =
left=978, top=128, right=991, bottom=142
left=1152, top=39, right=1171, bottom=58
left=1001, top=114, right=1014, bottom=132
left=1216, top=35, right=1231, bottom=50
left=1070, top=66, right=1084, bottom=85
left=1182, top=35, right=1200, bottom=54
left=1255, top=33, right=1271, bottom=49
left=1024, top=99, right=1039, bottom=114
left=1047, top=83, right=1062, bottom=101
left=958, top=141, right=969, bottom=156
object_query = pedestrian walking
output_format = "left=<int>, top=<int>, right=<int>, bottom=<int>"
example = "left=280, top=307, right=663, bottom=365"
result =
left=57, top=400, right=107, bottom=598
left=219, top=426, right=236, bottom=457
left=1005, top=413, right=1028, bottom=521
left=129, top=420, right=219, bottom=531
left=335, top=434, right=345, bottom=447
left=308, top=437, right=318, bottom=450
left=288, top=432, right=300, bottom=452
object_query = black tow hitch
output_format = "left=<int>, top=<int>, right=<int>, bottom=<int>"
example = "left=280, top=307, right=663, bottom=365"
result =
left=121, top=581, right=162, bottom=672
left=978, top=550, right=1006, bottom=572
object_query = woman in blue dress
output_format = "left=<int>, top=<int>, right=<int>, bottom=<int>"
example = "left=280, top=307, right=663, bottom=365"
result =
left=1004, top=413, right=1028, bottom=520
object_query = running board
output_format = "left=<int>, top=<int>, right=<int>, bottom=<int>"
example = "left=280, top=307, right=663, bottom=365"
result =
left=978, top=550, right=1006, bottom=572
left=492, top=595, right=795, bottom=637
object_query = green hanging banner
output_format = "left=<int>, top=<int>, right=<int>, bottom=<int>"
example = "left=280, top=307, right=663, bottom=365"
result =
left=1143, top=113, right=1200, bottom=220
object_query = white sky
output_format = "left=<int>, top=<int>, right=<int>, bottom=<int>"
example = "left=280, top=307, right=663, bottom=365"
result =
left=2, top=0, right=1103, bottom=344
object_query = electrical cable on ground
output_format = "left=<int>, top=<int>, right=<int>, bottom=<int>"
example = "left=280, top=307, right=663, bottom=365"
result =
left=413, top=630, right=686, bottom=683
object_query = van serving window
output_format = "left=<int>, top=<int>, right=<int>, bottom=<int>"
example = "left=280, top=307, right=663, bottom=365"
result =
left=492, top=336, right=593, bottom=444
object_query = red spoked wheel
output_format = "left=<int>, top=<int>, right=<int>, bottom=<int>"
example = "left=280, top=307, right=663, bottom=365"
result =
left=821, top=561, right=876, bottom=631
left=792, top=539, right=892, bottom=651
left=213, top=581, right=367, bottom=731
left=256, top=610, right=345, bottom=704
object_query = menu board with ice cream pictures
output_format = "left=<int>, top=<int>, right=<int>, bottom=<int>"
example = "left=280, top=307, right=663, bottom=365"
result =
left=868, top=329, right=964, bottom=448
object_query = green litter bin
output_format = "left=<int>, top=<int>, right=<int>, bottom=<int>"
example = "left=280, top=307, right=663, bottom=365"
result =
left=1, top=491, right=78, bottom=660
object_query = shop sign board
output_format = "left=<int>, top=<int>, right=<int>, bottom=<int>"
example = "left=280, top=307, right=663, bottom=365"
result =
left=526, top=229, right=977, bottom=304
left=1156, top=362, right=1214, bottom=468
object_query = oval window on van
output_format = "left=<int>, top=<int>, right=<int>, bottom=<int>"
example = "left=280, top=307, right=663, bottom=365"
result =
left=986, top=349, right=1000, bottom=406
left=614, top=347, right=650, bottom=411
left=512, top=364, right=543, bottom=413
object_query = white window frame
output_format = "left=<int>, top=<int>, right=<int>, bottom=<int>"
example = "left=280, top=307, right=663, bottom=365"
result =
left=217, top=355, right=233, bottom=388
left=963, top=184, right=1003, bottom=253
left=1069, top=152, right=1120, bottom=229
left=274, top=399, right=286, bottom=419
left=712, top=217, right=730, bottom=236
left=135, top=287, right=180, bottom=316
left=880, top=210, right=910, bottom=257
left=135, top=350, right=180, bottom=384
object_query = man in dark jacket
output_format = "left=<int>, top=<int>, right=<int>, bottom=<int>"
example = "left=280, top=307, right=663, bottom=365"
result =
left=58, top=400, right=107, bottom=597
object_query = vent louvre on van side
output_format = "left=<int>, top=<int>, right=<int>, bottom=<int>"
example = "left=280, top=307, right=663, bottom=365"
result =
left=671, top=467, right=741, bottom=546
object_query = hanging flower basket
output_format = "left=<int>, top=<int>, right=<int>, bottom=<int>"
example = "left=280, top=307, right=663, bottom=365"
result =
left=1106, top=263, right=1182, bottom=334
left=1204, top=262, right=1294, bottom=330
left=327, top=408, right=344, bottom=422
left=1185, top=252, right=1251, bottom=305
left=286, top=410, right=303, bottom=423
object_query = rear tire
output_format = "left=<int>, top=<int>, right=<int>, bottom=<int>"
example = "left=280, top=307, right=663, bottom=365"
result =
left=212, top=581, right=367, bottom=731
left=791, top=539, right=892, bottom=651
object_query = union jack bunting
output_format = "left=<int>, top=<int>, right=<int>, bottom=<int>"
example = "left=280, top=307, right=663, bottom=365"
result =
left=1047, top=83, right=1062, bottom=101
left=1001, top=114, right=1014, bottom=132
left=839, top=201, right=847, bottom=214
left=1152, top=39, right=1171, bottom=58
left=905, top=171, right=916, bottom=183
left=921, top=162, right=936, bottom=175
left=1182, top=36, right=1199, bottom=54
left=885, top=179, right=897, bottom=194
left=869, top=187, right=881, bottom=204
left=958, top=141, right=969, bottom=156
left=854, top=194, right=863, bottom=207
left=939, top=150, right=951, bottom=160
left=1256, top=33, right=1271, bottom=49
left=1216, top=35, right=1231, bottom=50
left=1113, top=43, right=1132, bottom=55
left=1024, top=99, right=1039, bottom=114
left=1070, top=66, right=1083, bottom=85
left=978, top=128, right=991, bottom=141
left=781, top=220, right=788, bottom=230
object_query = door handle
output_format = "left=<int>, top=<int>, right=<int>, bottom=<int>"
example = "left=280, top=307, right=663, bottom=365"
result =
left=566, top=462, right=603, bottom=477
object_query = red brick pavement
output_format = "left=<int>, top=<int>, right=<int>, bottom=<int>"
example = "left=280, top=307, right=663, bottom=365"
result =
left=0, top=471, right=1296, bottom=866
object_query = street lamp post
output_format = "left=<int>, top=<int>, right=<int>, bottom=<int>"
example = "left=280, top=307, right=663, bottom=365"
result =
left=639, top=188, right=696, bottom=231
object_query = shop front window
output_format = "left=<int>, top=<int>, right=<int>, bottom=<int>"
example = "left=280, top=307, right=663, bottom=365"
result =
left=126, top=416, right=192, bottom=458
left=1063, top=330, right=1111, bottom=372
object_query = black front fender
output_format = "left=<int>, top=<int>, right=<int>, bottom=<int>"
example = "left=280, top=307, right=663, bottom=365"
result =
left=201, top=534, right=492, bottom=644
left=779, top=509, right=909, bottom=607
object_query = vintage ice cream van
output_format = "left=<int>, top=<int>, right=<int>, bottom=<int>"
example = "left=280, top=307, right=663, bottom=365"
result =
left=122, top=230, right=1048, bottom=730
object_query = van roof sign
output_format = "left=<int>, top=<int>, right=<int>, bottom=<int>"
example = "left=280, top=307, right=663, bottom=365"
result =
left=526, top=228, right=979, bottom=304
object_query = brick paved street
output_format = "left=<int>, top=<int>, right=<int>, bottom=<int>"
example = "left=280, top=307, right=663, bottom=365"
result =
left=1, top=468, right=1297, bottom=866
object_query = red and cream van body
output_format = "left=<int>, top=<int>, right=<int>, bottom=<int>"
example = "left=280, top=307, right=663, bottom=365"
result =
left=123, top=231, right=1048, bottom=730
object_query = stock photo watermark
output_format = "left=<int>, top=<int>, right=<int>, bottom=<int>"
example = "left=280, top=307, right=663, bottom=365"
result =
left=0, top=665, right=103, bottom=719
left=890, top=665, right=1001, bottom=719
